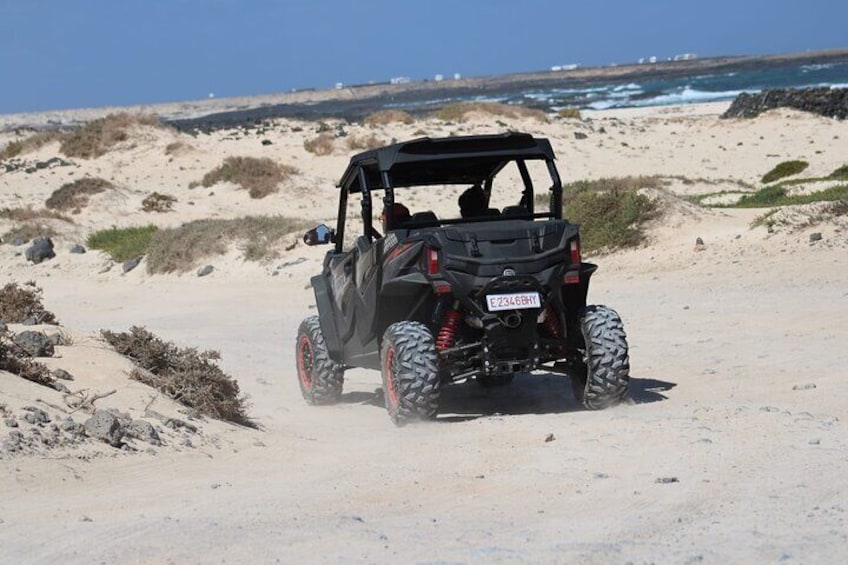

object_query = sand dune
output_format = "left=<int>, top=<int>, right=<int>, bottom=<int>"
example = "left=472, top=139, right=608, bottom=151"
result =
left=1, top=100, right=847, bottom=563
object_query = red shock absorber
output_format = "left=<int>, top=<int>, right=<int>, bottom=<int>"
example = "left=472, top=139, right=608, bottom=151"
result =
left=541, top=304, right=563, bottom=339
left=436, top=308, right=462, bottom=351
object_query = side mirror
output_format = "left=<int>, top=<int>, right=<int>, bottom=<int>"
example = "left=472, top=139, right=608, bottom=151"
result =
left=303, top=224, right=334, bottom=246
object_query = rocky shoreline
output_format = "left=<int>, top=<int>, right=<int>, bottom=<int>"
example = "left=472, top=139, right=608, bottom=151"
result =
left=722, top=86, right=848, bottom=120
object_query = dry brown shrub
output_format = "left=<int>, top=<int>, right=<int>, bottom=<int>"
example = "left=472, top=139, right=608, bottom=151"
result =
left=60, top=113, right=163, bottom=159
left=164, top=141, right=190, bottom=156
left=363, top=109, right=415, bottom=127
left=45, top=177, right=113, bottom=213
left=0, top=281, right=59, bottom=324
left=346, top=133, right=384, bottom=151
left=434, top=102, right=549, bottom=123
left=557, top=107, right=582, bottom=119
left=0, top=344, right=55, bottom=388
left=193, top=156, right=297, bottom=198
left=2, top=222, right=57, bottom=242
left=145, top=215, right=310, bottom=273
left=303, top=133, right=336, bottom=155
left=141, top=192, right=177, bottom=213
left=100, top=326, right=254, bottom=427
left=0, top=131, right=63, bottom=160
left=0, top=206, right=71, bottom=223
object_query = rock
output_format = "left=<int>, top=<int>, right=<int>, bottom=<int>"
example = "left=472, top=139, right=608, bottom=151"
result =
left=11, top=237, right=26, bottom=246
left=69, top=244, right=86, bottom=254
left=261, top=139, right=273, bottom=145
left=722, top=87, right=848, bottom=120
left=47, top=333, right=64, bottom=346
left=3, top=430, right=24, bottom=452
left=84, top=411, right=127, bottom=447
left=22, top=406, right=50, bottom=425
left=13, top=331, right=55, bottom=357
left=655, top=476, right=680, bottom=484
left=696, top=237, right=704, bottom=246
left=4, top=418, right=19, bottom=428
left=122, top=257, right=142, bottom=273
left=126, top=420, right=162, bottom=446
left=52, top=381, right=71, bottom=394
left=792, top=383, right=817, bottom=391
left=573, top=131, right=588, bottom=140
left=0, top=320, right=6, bottom=332
left=25, top=237, right=55, bottom=264
left=53, top=368, right=75, bottom=381
left=197, top=265, right=214, bottom=277
left=544, top=433, right=556, bottom=442
left=61, top=417, right=85, bottom=436
left=809, top=232, right=823, bottom=242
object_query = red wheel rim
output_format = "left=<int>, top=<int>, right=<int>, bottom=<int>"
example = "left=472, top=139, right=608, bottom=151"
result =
left=297, top=334, right=313, bottom=390
left=383, top=345, right=399, bottom=407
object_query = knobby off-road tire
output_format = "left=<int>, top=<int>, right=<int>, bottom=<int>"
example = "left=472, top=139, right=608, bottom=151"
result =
left=381, top=321, right=441, bottom=426
left=296, top=316, right=344, bottom=405
left=577, top=305, right=630, bottom=409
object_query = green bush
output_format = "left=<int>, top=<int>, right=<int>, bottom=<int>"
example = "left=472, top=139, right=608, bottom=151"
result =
left=734, top=184, right=848, bottom=208
left=761, top=160, right=808, bottom=184
left=829, top=165, right=848, bottom=179
left=87, top=225, right=158, bottom=262
left=736, top=185, right=788, bottom=207
left=557, top=177, right=661, bottom=253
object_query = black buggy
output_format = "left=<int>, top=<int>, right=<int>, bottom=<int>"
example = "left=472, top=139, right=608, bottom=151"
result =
left=297, top=132, right=630, bottom=425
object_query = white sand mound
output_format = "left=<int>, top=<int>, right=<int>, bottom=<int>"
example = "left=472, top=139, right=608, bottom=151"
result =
left=1, top=101, right=847, bottom=562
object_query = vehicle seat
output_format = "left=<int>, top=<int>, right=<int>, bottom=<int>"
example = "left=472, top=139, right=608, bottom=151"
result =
left=502, top=205, right=530, bottom=217
left=407, top=211, right=439, bottom=227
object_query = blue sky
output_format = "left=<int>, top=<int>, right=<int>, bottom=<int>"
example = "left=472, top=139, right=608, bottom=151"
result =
left=1, top=0, right=845, bottom=114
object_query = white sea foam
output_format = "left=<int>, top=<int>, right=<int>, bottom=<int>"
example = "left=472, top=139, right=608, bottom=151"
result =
left=801, top=63, right=835, bottom=72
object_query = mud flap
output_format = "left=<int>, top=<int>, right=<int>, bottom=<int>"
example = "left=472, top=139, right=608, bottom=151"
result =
left=311, top=275, right=343, bottom=363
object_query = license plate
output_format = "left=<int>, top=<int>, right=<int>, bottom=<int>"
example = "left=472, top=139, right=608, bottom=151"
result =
left=486, top=292, right=541, bottom=311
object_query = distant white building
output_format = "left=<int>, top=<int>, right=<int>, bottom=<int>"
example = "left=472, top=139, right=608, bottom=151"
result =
left=673, top=53, right=698, bottom=61
left=390, top=76, right=411, bottom=85
left=434, top=74, right=444, bottom=82
left=638, top=56, right=658, bottom=64
left=334, top=82, right=344, bottom=90
left=453, top=73, right=461, bottom=80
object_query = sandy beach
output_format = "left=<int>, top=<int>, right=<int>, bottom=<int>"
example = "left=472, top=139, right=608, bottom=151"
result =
left=1, top=99, right=847, bottom=563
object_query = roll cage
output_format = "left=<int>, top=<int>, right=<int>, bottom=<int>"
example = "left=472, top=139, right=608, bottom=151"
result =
left=331, top=132, right=564, bottom=252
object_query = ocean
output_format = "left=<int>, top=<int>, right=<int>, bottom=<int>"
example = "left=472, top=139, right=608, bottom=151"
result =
left=400, top=58, right=848, bottom=113
left=171, top=52, right=848, bottom=131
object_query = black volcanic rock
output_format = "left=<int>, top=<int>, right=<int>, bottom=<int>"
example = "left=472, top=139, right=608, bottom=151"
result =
left=25, top=237, right=55, bottom=264
left=722, top=87, right=848, bottom=120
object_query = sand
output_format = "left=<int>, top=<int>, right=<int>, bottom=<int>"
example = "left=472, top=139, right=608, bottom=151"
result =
left=1, top=100, right=847, bottom=563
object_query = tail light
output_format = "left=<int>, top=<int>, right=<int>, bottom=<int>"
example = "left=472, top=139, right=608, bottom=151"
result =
left=569, top=239, right=581, bottom=265
left=427, top=248, right=440, bottom=275
left=564, top=239, right=581, bottom=284
left=426, top=247, right=452, bottom=293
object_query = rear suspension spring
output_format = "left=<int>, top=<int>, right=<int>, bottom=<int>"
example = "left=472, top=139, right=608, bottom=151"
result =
left=436, top=309, right=462, bottom=351
left=541, top=304, right=563, bottom=339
